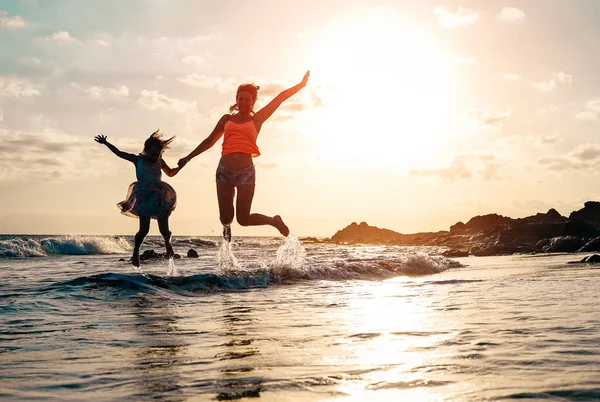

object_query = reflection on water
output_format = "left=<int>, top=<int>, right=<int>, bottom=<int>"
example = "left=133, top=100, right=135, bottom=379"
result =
left=214, top=294, right=263, bottom=400
left=129, top=295, right=188, bottom=400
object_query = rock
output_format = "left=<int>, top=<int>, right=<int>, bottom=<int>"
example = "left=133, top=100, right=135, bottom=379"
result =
left=471, top=244, right=519, bottom=256
left=585, top=254, right=600, bottom=263
left=569, top=201, right=600, bottom=226
left=140, top=249, right=160, bottom=260
left=328, top=201, right=600, bottom=256
left=464, top=214, right=513, bottom=232
left=538, top=236, right=587, bottom=253
left=570, top=254, right=600, bottom=264
left=119, top=258, right=126, bottom=261
left=331, top=222, right=402, bottom=243
left=563, top=219, right=600, bottom=238
left=139, top=249, right=181, bottom=261
left=546, top=208, right=563, bottom=219
left=450, top=221, right=465, bottom=233
left=578, top=236, right=600, bottom=252
left=442, top=249, right=469, bottom=257
left=187, top=248, right=199, bottom=258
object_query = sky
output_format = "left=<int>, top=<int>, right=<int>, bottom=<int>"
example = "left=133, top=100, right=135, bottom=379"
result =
left=2, top=0, right=600, bottom=237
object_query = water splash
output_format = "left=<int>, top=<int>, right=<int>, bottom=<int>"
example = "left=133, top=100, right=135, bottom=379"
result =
left=217, top=240, right=241, bottom=274
left=275, top=234, right=306, bottom=270
left=166, top=258, right=178, bottom=276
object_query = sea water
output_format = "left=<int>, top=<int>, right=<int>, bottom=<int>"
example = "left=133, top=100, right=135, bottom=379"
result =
left=1, top=234, right=599, bottom=401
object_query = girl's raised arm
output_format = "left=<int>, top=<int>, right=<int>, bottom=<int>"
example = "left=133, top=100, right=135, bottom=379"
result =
left=94, top=135, right=137, bottom=164
left=253, top=71, right=309, bottom=129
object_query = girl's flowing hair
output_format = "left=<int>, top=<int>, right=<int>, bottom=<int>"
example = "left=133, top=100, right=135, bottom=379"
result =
left=229, top=83, right=260, bottom=114
left=143, top=129, right=175, bottom=155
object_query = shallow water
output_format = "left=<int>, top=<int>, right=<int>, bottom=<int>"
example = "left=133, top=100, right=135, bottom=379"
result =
left=1, top=235, right=599, bottom=401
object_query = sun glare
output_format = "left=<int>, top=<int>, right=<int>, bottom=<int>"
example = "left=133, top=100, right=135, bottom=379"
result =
left=308, top=13, right=455, bottom=170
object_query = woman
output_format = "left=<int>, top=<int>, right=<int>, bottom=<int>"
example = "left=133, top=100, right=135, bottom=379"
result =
left=178, top=71, right=310, bottom=242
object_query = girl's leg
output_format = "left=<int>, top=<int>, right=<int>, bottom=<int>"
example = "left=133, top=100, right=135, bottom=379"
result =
left=235, top=184, right=289, bottom=236
left=217, top=182, right=235, bottom=241
left=132, top=216, right=151, bottom=267
left=158, top=216, right=174, bottom=258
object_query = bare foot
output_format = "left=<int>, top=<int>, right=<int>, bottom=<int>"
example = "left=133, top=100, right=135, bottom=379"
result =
left=273, top=215, right=289, bottom=237
left=165, top=243, right=174, bottom=259
left=132, top=250, right=140, bottom=267
left=222, top=224, right=231, bottom=243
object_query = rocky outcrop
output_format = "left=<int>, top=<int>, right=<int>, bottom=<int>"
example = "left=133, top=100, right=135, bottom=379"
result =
left=187, top=249, right=199, bottom=258
left=330, top=202, right=600, bottom=256
left=569, top=201, right=600, bottom=226
left=331, top=222, right=403, bottom=243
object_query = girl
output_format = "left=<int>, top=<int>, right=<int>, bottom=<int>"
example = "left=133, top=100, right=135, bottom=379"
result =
left=177, top=71, right=309, bottom=242
left=95, top=131, right=180, bottom=267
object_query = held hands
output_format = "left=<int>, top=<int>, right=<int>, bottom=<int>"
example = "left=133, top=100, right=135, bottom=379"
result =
left=300, top=70, right=310, bottom=88
left=177, top=157, right=189, bottom=168
left=94, top=134, right=108, bottom=145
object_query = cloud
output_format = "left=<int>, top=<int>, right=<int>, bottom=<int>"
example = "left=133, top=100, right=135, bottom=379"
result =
left=464, top=108, right=510, bottom=130
left=0, top=125, right=126, bottom=181
left=452, top=57, right=478, bottom=65
left=137, top=90, right=197, bottom=113
left=0, top=76, right=41, bottom=98
left=532, top=80, right=556, bottom=92
left=176, top=74, right=235, bottom=93
left=503, top=73, right=520, bottom=80
left=538, top=133, right=563, bottom=145
left=586, top=99, right=600, bottom=113
left=0, top=106, right=3, bottom=122
left=574, top=99, right=600, bottom=120
left=535, top=105, right=560, bottom=117
left=572, top=143, right=600, bottom=161
left=136, top=34, right=219, bottom=61
left=0, top=10, right=25, bottom=29
left=575, top=110, right=597, bottom=121
left=538, top=143, right=600, bottom=171
left=34, top=31, right=78, bottom=43
left=499, top=7, right=526, bottom=22
left=71, top=83, right=130, bottom=99
left=533, top=72, right=571, bottom=92
left=433, top=6, right=479, bottom=28
left=94, top=38, right=110, bottom=47
left=554, top=71, right=573, bottom=84
left=410, top=154, right=505, bottom=182
left=181, top=55, right=208, bottom=67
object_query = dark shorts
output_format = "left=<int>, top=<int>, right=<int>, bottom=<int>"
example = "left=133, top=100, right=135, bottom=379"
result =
left=216, top=163, right=256, bottom=186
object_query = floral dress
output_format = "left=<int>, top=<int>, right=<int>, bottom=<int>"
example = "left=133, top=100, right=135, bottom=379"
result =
left=117, top=155, right=177, bottom=219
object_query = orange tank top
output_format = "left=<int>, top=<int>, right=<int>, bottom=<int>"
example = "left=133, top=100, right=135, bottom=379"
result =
left=221, top=119, right=260, bottom=157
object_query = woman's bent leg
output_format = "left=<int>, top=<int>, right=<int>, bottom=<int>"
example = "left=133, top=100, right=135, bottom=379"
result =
left=235, top=184, right=289, bottom=236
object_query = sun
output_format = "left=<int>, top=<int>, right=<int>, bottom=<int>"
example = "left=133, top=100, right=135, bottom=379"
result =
left=306, top=12, right=455, bottom=171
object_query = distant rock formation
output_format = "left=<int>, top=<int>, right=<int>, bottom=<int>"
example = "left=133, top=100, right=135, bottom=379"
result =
left=330, top=202, right=600, bottom=256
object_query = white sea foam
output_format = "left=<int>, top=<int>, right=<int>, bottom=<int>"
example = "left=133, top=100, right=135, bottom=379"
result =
left=0, top=236, right=131, bottom=258
left=267, top=251, right=461, bottom=283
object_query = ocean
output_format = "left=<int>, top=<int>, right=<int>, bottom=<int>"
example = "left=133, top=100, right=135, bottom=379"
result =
left=1, top=234, right=599, bottom=401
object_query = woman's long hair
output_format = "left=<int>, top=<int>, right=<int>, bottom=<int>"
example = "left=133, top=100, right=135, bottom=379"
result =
left=229, top=83, right=260, bottom=114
